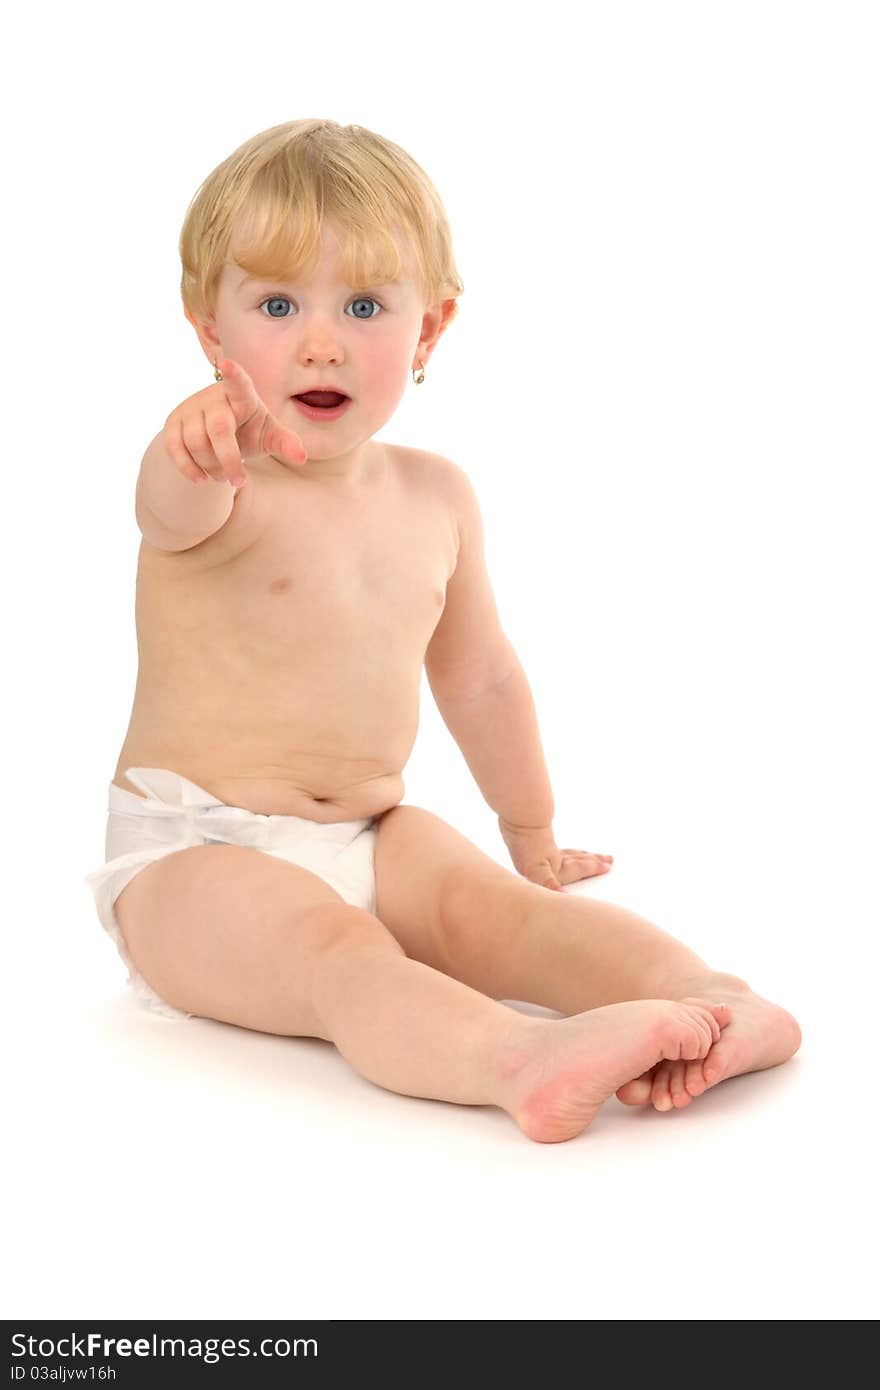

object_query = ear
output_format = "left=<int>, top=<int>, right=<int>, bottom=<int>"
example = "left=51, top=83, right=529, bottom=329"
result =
left=416, top=298, right=459, bottom=368
left=184, top=306, right=223, bottom=369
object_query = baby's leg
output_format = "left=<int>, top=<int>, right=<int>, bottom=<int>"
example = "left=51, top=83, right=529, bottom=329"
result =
left=112, top=842, right=729, bottom=1141
left=372, top=807, right=802, bottom=1113
left=308, top=936, right=732, bottom=1141
left=453, top=886, right=802, bottom=1112
left=491, top=889, right=801, bottom=1110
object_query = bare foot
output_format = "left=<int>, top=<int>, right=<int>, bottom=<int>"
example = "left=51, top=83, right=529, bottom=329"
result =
left=501, top=998, right=732, bottom=1143
left=615, top=975, right=802, bottom=1112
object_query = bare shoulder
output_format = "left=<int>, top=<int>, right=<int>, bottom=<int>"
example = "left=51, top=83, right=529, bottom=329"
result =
left=388, top=442, right=468, bottom=514
left=410, top=447, right=483, bottom=548
left=386, top=444, right=466, bottom=556
left=386, top=441, right=451, bottom=485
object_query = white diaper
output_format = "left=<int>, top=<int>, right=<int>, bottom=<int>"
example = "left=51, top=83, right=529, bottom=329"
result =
left=84, top=766, right=380, bottom=1021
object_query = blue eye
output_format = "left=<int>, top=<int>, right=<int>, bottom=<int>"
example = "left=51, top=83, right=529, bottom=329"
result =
left=257, top=295, right=383, bottom=319
left=259, top=296, right=293, bottom=319
left=348, top=296, right=384, bottom=320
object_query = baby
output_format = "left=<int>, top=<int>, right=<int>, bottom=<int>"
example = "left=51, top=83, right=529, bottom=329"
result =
left=85, top=118, right=801, bottom=1142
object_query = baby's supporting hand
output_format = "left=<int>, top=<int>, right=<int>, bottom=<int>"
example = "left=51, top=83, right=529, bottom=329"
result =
left=162, top=358, right=309, bottom=490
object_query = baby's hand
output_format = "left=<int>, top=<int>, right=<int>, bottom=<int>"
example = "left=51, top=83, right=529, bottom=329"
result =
left=163, top=357, right=308, bottom=490
left=498, top=817, right=613, bottom=891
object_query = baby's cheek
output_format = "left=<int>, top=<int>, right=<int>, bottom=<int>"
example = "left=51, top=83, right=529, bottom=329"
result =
left=227, top=341, right=280, bottom=399
left=362, top=354, right=409, bottom=413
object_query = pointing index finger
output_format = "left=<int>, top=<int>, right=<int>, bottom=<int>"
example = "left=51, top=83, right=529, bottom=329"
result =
left=215, top=357, right=252, bottom=389
left=215, top=358, right=261, bottom=423
left=216, top=357, right=239, bottom=384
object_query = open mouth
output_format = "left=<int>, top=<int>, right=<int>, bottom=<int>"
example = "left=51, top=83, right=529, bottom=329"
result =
left=292, top=392, right=352, bottom=423
left=293, top=391, right=349, bottom=409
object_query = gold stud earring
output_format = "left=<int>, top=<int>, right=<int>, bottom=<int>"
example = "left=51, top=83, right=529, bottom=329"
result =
left=213, top=357, right=223, bottom=382
left=412, top=360, right=425, bottom=385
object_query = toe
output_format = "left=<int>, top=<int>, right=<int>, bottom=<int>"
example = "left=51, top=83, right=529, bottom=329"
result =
left=670, top=1061, right=692, bottom=1108
left=702, top=1033, right=737, bottom=1087
left=615, top=1065, right=658, bottom=1106
left=703, top=1052, right=725, bottom=1086
left=615, top=1078, right=652, bottom=1105
left=652, top=1061, right=674, bottom=1111
left=680, top=997, right=733, bottom=1047
left=685, top=1058, right=707, bottom=1097
left=710, top=1001, right=733, bottom=1032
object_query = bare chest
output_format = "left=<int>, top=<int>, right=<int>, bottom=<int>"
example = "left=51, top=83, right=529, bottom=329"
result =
left=148, top=461, right=454, bottom=678
left=245, top=482, right=451, bottom=652
left=120, top=450, right=458, bottom=814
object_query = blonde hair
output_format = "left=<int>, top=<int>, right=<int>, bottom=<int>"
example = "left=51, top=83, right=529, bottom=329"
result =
left=179, top=119, right=465, bottom=326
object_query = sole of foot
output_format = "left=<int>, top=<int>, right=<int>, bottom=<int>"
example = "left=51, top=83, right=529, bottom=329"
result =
left=504, top=997, right=732, bottom=1144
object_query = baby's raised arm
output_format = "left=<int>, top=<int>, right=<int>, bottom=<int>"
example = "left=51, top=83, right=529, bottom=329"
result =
left=135, top=359, right=308, bottom=552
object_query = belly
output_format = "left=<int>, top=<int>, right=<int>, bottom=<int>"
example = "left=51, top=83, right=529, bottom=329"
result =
left=203, top=769, right=404, bottom=819
left=112, top=763, right=404, bottom=821
left=113, top=644, right=423, bottom=821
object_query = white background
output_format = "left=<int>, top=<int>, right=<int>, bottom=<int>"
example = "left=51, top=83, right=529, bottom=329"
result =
left=3, top=0, right=877, bottom=1322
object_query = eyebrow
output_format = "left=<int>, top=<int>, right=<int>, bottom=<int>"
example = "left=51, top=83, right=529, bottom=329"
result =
left=235, top=272, right=399, bottom=292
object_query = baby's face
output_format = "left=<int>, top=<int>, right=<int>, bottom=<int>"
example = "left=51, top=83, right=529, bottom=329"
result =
left=195, top=221, right=432, bottom=463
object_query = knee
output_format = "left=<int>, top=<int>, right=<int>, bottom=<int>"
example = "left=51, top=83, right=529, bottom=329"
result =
left=306, top=904, right=406, bottom=1039
left=304, top=901, right=406, bottom=960
left=437, top=868, right=531, bottom=969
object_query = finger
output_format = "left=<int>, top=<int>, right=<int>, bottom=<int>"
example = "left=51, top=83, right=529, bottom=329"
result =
left=559, top=866, right=604, bottom=884
left=204, top=409, right=246, bottom=487
left=263, top=417, right=309, bottom=465
left=561, top=851, right=611, bottom=867
left=558, top=860, right=608, bottom=884
left=165, top=417, right=216, bottom=485
left=215, top=356, right=257, bottom=410
left=181, top=411, right=229, bottom=485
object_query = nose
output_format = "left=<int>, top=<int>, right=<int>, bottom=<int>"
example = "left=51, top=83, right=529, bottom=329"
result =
left=298, top=323, right=344, bottom=366
left=302, top=346, right=342, bottom=366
